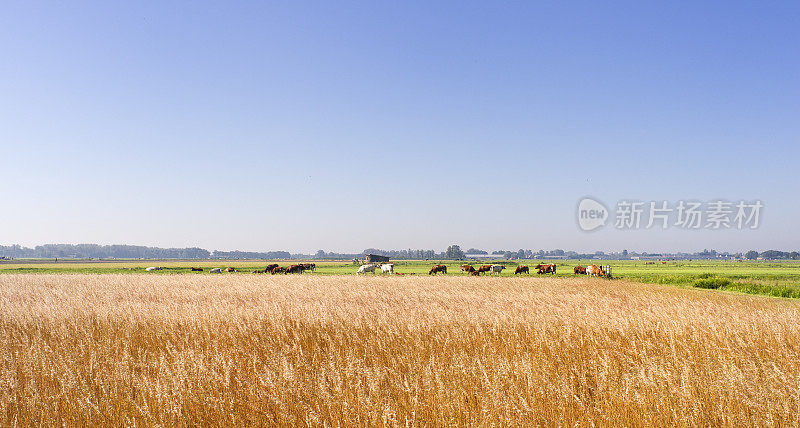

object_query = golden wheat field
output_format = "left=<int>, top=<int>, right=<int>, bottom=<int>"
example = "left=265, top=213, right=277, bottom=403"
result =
left=2, top=274, right=800, bottom=426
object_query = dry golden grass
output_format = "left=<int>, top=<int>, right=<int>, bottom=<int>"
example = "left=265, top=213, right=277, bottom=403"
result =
left=2, top=274, right=800, bottom=426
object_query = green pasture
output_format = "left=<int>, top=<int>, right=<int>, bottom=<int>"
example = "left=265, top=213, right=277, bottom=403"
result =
left=2, top=259, right=799, bottom=299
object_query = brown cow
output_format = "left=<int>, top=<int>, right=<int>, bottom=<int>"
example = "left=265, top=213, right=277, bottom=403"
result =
left=514, top=266, right=529, bottom=275
left=461, top=264, right=476, bottom=273
left=190, top=267, right=203, bottom=272
left=301, top=263, right=316, bottom=272
left=586, top=264, right=605, bottom=277
left=265, top=264, right=279, bottom=271
left=429, top=265, right=447, bottom=275
left=574, top=266, right=587, bottom=275
left=286, top=264, right=303, bottom=274
left=477, top=265, right=492, bottom=274
left=225, top=267, right=236, bottom=273
left=470, top=270, right=480, bottom=276
left=536, top=264, right=556, bottom=274
left=270, top=266, right=286, bottom=274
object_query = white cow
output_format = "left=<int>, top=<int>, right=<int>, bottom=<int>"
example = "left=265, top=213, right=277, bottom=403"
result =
left=210, top=268, right=222, bottom=273
left=145, top=266, right=162, bottom=272
left=490, top=265, right=505, bottom=275
left=356, top=264, right=378, bottom=275
left=381, top=263, right=394, bottom=274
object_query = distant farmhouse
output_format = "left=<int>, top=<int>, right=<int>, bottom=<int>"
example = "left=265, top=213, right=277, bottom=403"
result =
left=365, top=254, right=390, bottom=264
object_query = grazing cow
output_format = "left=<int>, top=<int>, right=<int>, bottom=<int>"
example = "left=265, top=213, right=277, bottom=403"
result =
left=210, top=268, right=222, bottom=273
left=490, top=265, right=505, bottom=275
left=586, top=264, right=605, bottom=277
left=477, top=265, right=492, bottom=274
left=190, top=267, right=203, bottom=272
left=515, top=266, right=529, bottom=275
left=461, top=264, right=476, bottom=274
left=356, top=264, right=378, bottom=275
left=536, top=264, right=556, bottom=274
left=470, top=270, right=481, bottom=276
left=574, top=266, right=587, bottom=275
left=381, top=263, right=394, bottom=274
left=429, top=265, right=447, bottom=275
left=286, top=264, right=303, bottom=274
left=145, top=266, right=162, bottom=272
left=270, top=266, right=286, bottom=274
left=265, top=264, right=279, bottom=272
left=225, top=267, right=236, bottom=273
left=301, top=263, right=316, bottom=273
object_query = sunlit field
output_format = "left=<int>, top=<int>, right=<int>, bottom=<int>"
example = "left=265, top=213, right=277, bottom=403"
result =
left=2, top=274, right=800, bottom=425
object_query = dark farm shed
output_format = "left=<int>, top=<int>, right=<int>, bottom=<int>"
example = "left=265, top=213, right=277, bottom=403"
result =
left=365, top=254, right=390, bottom=263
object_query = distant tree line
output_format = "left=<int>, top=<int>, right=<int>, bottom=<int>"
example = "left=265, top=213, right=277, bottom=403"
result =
left=0, top=244, right=211, bottom=259
left=745, top=250, right=800, bottom=260
left=211, top=250, right=292, bottom=259
left=315, top=246, right=531, bottom=260
left=315, top=248, right=442, bottom=260
left=2, top=243, right=797, bottom=261
left=312, top=246, right=800, bottom=261
left=0, top=244, right=292, bottom=260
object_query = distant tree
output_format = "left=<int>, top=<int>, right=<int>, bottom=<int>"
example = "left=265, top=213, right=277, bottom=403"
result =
left=760, top=250, right=792, bottom=260
left=445, top=245, right=465, bottom=260
left=362, top=248, right=387, bottom=256
left=622, top=249, right=628, bottom=257
left=745, top=250, right=759, bottom=260
left=791, top=251, right=800, bottom=260
left=524, top=249, right=533, bottom=258
left=516, top=249, right=525, bottom=259
left=466, top=248, right=488, bottom=255
left=315, top=250, right=326, bottom=259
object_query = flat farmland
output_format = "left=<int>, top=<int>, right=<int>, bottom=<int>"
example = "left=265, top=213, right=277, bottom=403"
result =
left=2, top=259, right=799, bottom=299
left=2, top=274, right=800, bottom=425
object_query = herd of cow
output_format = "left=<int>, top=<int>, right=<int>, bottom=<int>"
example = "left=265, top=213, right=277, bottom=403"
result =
left=354, top=263, right=609, bottom=277
left=573, top=264, right=608, bottom=276
left=459, top=263, right=607, bottom=276
left=146, top=262, right=609, bottom=277
left=165, top=263, right=318, bottom=274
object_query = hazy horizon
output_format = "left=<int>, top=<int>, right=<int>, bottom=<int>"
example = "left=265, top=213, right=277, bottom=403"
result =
left=0, top=240, right=794, bottom=256
left=2, top=2, right=798, bottom=254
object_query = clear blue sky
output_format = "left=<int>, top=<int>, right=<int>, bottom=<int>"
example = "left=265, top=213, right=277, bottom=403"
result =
left=1, top=1, right=798, bottom=253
